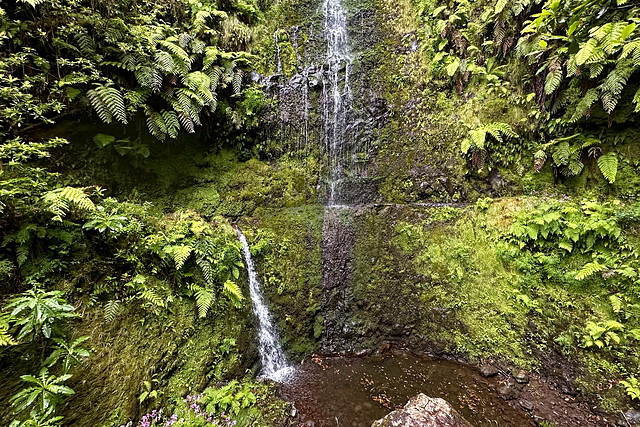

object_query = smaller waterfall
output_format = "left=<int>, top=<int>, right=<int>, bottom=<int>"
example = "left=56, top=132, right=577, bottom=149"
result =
left=273, top=30, right=283, bottom=74
left=236, top=228, right=293, bottom=382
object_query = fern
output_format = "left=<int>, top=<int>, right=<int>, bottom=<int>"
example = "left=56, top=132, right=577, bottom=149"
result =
left=575, top=261, right=607, bottom=280
left=232, top=70, right=243, bottom=95
left=223, top=280, right=243, bottom=306
left=43, top=187, right=96, bottom=221
left=139, top=289, right=165, bottom=308
left=194, top=286, right=215, bottom=318
left=634, top=86, right=640, bottom=112
left=598, top=62, right=634, bottom=113
left=597, top=152, right=618, bottom=183
left=173, top=245, right=192, bottom=270
left=135, top=66, right=163, bottom=92
left=87, top=84, right=128, bottom=124
left=544, top=62, right=563, bottom=94
left=576, top=38, right=598, bottom=65
left=462, top=122, right=516, bottom=154
left=568, top=88, right=599, bottom=122
left=104, top=300, right=123, bottom=322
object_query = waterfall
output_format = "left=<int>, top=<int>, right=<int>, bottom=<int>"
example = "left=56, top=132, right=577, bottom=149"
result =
left=323, top=0, right=352, bottom=206
left=274, top=30, right=283, bottom=74
left=236, top=228, right=293, bottom=382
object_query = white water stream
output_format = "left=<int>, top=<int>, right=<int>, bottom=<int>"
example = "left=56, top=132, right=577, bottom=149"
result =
left=323, top=0, right=352, bottom=206
left=236, top=228, right=293, bottom=382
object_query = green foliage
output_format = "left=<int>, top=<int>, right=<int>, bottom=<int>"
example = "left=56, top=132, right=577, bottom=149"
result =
left=581, top=320, right=624, bottom=349
left=461, top=122, right=517, bottom=154
left=202, top=380, right=257, bottom=417
left=5, top=288, right=76, bottom=342
left=597, top=152, right=618, bottom=184
left=10, top=367, right=74, bottom=415
left=621, top=376, right=640, bottom=401
left=43, top=336, right=91, bottom=375
left=8, top=411, right=63, bottom=427
left=42, top=187, right=97, bottom=222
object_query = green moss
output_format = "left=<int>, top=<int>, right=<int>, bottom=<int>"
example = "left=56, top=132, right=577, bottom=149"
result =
left=241, top=205, right=324, bottom=359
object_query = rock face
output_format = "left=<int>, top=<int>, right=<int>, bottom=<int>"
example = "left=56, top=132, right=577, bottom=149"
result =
left=372, top=394, right=472, bottom=427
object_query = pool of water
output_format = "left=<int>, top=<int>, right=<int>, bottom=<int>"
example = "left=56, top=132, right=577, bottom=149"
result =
left=279, top=353, right=534, bottom=427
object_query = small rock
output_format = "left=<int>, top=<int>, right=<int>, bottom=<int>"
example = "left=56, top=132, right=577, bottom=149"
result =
left=498, top=381, right=521, bottom=401
left=513, top=369, right=529, bottom=384
left=519, top=400, right=534, bottom=411
left=303, top=421, right=315, bottom=427
left=479, top=365, right=499, bottom=377
left=290, top=404, right=297, bottom=417
left=621, top=410, right=640, bottom=426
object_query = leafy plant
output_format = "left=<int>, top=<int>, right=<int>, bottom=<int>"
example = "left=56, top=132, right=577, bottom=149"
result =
left=621, top=376, right=640, bottom=401
left=43, top=336, right=91, bottom=375
left=10, top=368, right=74, bottom=415
left=581, top=320, right=624, bottom=349
left=5, top=288, right=76, bottom=343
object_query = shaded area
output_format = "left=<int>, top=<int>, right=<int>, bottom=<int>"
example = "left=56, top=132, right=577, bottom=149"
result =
left=280, top=353, right=535, bottom=427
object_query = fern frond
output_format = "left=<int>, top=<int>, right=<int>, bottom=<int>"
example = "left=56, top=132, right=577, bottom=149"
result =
left=575, top=261, right=606, bottom=280
left=575, top=38, right=598, bottom=65
left=568, top=88, right=599, bottom=122
left=162, top=110, right=180, bottom=139
left=232, top=70, right=243, bottom=94
left=545, top=63, right=563, bottom=94
left=597, top=152, right=618, bottom=183
left=88, top=85, right=128, bottom=124
left=43, top=187, right=96, bottom=221
left=634, top=86, right=640, bottom=112
left=173, top=245, right=192, bottom=270
left=154, top=50, right=175, bottom=73
left=599, top=63, right=634, bottom=113
left=194, top=287, right=214, bottom=318
left=139, top=289, right=165, bottom=308
left=135, top=66, right=163, bottom=92
left=104, top=300, right=123, bottom=323
left=223, top=280, right=243, bottom=305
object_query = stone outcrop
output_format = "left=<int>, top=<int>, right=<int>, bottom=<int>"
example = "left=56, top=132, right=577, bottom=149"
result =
left=372, top=394, right=472, bottom=427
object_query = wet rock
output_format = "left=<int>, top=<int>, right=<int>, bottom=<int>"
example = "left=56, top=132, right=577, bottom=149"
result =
left=619, top=410, right=640, bottom=426
left=479, top=365, right=499, bottom=377
left=498, top=380, right=521, bottom=401
left=372, top=394, right=472, bottom=427
left=513, top=369, right=529, bottom=384
left=519, top=399, right=534, bottom=411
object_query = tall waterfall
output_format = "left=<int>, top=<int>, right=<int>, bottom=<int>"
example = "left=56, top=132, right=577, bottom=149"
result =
left=236, top=228, right=292, bottom=382
left=323, top=0, right=352, bottom=206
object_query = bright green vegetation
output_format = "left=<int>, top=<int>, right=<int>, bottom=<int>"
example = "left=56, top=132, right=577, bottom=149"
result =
left=2, top=0, right=640, bottom=424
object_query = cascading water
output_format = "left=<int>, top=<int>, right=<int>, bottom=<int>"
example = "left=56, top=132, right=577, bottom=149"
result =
left=236, top=228, right=292, bottom=382
left=323, top=0, right=352, bottom=206
left=274, top=30, right=283, bottom=75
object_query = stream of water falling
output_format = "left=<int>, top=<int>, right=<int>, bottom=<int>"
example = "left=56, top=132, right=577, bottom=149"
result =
left=236, top=228, right=293, bottom=382
left=323, top=0, right=352, bottom=206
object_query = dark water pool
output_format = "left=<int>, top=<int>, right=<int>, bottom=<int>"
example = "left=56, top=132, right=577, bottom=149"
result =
left=279, top=353, right=534, bottom=427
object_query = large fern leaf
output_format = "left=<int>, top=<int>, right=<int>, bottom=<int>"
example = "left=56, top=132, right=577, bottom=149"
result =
left=223, top=280, right=243, bottom=305
left=575, top=261, right=606, bottom=280
left=43, top=187, right=96, bottom=221
left=544, top=61, right=563, bottom=94
left=194, top=287, right=214, bottom=318
left=597, top=152, right=618, bottom=183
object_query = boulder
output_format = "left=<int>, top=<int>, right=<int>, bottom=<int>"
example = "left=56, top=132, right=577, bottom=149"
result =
left=372, top=394, right=472, bottom=427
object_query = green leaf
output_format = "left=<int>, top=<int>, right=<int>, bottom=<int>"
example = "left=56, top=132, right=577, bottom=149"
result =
left=597, top=152, right=618, bottom=184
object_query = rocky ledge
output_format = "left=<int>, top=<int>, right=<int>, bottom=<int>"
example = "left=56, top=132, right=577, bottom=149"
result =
left=371, top=394, right=472, bottom=427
